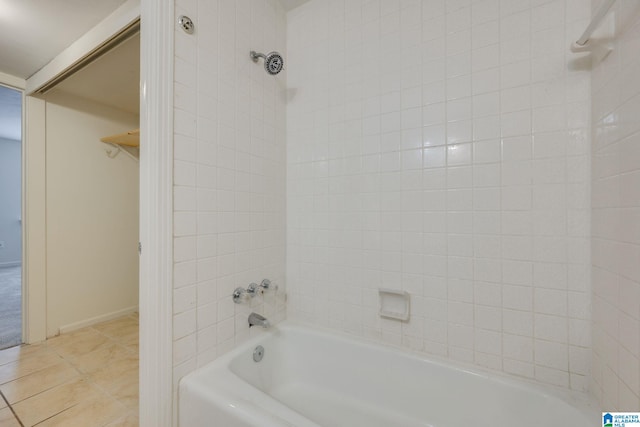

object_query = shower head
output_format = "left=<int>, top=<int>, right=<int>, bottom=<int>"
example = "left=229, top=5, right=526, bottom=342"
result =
left=250, top=50, right=284, bottom=75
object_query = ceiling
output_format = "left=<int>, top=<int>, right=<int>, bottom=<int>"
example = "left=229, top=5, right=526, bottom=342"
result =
left=0, top=0, right=310, bottom=83
left=0, top=0, right=127, bottom=79
left=0, top=0, right=308, bottom=126
left=0, top=0, right=307, bottom=81
left=0, top=85, right=21, bottom=140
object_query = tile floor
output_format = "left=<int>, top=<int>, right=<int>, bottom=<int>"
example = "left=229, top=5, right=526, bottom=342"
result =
left=0, top=313, right=138, bottom=426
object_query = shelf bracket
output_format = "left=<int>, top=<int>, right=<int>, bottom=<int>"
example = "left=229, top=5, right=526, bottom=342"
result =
left=103, top=141, right=139, bottom=162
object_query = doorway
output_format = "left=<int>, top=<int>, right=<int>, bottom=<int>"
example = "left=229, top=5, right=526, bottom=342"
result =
left=38, top=31, right=140, bottom=338
left=0, top=84, right=22, bottom=350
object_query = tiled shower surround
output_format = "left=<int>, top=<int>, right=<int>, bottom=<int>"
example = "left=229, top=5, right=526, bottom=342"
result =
left=169, top=0, right=640, bottom=415
left=590, top=0, right=640, bottom=410
left=171, top=0, right=287, bottom=412
left=286, top=0, right=593, bottom=391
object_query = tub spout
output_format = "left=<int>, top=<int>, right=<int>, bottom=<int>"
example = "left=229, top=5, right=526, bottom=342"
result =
left=248, top=312, right=270, bottom=328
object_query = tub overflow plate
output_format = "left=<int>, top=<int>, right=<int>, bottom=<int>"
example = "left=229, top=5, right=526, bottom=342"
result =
left=253, top=345, right=264, bottom=362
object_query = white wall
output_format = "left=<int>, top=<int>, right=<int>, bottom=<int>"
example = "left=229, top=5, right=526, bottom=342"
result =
left=287, top=0, right=592, bottom=391
left=0, top=137, right=21, bottom=266
left=171, top=0, right=287, bottom=413
left=591, top=0, right=640, bottom=410
left=43, top=90, right=139, bottom=337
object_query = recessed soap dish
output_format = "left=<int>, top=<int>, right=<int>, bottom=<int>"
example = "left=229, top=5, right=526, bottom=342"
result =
left=378, top=289, right=410, bottom=321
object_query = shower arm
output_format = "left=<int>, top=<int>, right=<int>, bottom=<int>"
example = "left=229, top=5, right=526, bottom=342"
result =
left=250, top=51, right=266, bottom=62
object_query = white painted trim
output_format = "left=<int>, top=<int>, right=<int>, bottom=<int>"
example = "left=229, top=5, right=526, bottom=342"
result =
left=0, top=72, right=25, bottom=90
left=0, top=262, right=21, bottom=268
left=19, top=86, right=27, bottom=347
left=25, top=0, right=140, bottom=95
left=23, top=96, right=47, bottom=344
left=58, top=306, right=138, bottom=334
left=139, top=0, right=174, bottom=426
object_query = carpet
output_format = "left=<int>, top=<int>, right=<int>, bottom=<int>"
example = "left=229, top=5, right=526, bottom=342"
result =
left=0, top=265, right=21, bottom=350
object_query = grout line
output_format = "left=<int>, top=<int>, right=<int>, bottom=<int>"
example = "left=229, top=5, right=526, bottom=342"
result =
left=0, top=314, right=138, bottom=425
left=0, top=390, right=24, bottom=427
left=30, top=402, right=85, bottom=427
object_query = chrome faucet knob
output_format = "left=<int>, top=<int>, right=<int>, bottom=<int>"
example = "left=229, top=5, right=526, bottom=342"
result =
left=233, top=287, right=247, bottom=304
left=233, top=280, right=272, bottom=303
left=247, top=282, right=259, bottom=296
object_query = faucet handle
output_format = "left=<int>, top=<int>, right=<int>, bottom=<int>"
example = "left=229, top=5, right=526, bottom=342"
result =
left=247, top=282, right=260, bottom=296
left=234, top=280, right=274, bottom=303
left=233, top=287, right=249, bottom=304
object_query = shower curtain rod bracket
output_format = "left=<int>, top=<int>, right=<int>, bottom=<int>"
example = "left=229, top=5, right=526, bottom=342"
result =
left=572, top=0, right=616, bottom=50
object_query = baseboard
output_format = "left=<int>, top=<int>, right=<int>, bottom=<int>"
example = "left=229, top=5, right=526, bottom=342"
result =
left=58, top=305, right=138, bottom=335
left=0, top=262, right=21, bottom=268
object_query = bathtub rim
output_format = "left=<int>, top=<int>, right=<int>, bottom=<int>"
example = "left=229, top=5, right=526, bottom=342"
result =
left=179, top=320, right=600, bottom=424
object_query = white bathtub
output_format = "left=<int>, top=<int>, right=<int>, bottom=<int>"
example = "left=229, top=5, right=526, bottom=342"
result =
left=179, top=323, right=599, bottom=427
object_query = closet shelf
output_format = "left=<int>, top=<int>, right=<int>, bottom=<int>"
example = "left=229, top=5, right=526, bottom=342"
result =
left=100, top=129, right=140, bottom=147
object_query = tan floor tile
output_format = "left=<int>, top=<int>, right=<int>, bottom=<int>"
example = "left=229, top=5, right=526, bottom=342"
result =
left=119, top=332, right=138, bottom=350
left=45, top=327, right=95, bottom=348
left=48, top=329, right=113, bottom=363
left=0, top=315, right=139, bottom=426
left=88, top=353, right=138, bottom=411
left=0, top=342, right=49, bottom=367
left=110, top=378, right=138, bottom=411
left=71, top=342, right=134, bottom=374
left=87, top=353, right=137, bottom=389
left=103, top=412, right=138, bottom=427
left=0, top=361, right=80, bottom=404
left=0, top=407, right=20, bottom=427
left=0, top=351, right=63, bottom=385
left=35, top=394, right=126, bottom=427
left=0, top=395, right=6, bottom=409
left=12, top=377, right=104, bottom=426
left=126, top=342, right=139, bottom=354
left=93, top=317, right=138, bottom=341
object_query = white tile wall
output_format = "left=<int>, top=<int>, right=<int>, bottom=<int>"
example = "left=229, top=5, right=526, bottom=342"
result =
left=591, top=0, right=640, bottom=410
left=286, top=0, right=591, bottom=390
left=172, top=0, right=287, bottom=407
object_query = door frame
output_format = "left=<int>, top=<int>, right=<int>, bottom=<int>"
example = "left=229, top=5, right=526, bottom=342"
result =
left=23, top=94, right=46, bottom=344
left=139, top=0, right=174, bottom=425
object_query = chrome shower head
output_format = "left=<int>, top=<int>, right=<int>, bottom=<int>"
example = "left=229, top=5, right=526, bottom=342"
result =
left=250, top=50, right=284, bottom=75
